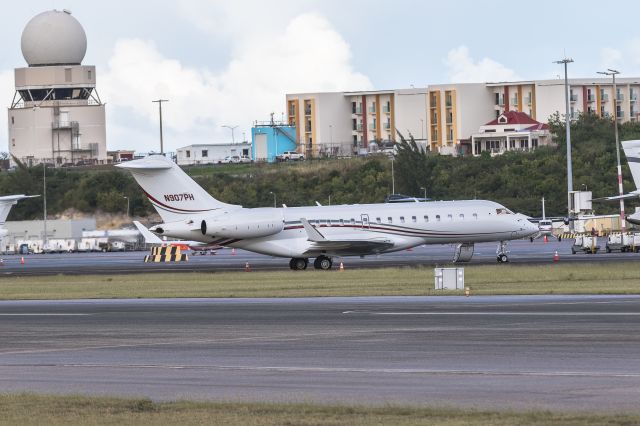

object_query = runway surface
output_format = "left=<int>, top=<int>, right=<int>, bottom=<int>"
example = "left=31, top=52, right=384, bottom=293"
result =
left=1, top=295, right=640, bottom=411
left=0, top=239, right=638, bottom=276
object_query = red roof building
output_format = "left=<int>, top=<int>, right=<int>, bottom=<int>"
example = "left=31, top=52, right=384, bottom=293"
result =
left=470, top=111, right=552, bottom=156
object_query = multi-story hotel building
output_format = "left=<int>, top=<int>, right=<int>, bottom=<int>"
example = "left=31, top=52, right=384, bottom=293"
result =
left=284, top=77, right=640, bottom=157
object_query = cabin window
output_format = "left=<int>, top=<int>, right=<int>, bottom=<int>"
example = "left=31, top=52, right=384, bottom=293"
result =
left=412, top=216, right=417, bottom=223
left=376, top=217, right=381, bottom=224
left=320, top=219, right=326, bottom=226
left=473, top=213, right=478, bottom=220
left=424, top=215, right=429, bottom=222
left=350, top=218, right=356, bottom=225
left=447, top=214, right=453, bottom=221
left=340, top=219, right=345, bottom=226
left=400, top=216, right=405, bottom=223
left=388, top=217, right=393, bottom=223
left=496, top=208, right=512, bottom=215
left=459, top=214, right=464, bottom=220
left=436, top=215, right=441, bottom=221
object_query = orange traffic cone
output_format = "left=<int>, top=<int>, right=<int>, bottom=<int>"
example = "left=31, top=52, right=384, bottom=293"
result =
left=543, top=235, right=548, bottom=244
left=339, top=262, right=344, bottom=271
left=231, top=248, right=236, bottom=256
left=553, top=251, right=559, bottom=262
left=20, top=256, right=25, bottom=265
left=465, top=287, right=470, bottom=297
left=245, top=261, right=251, bottom=272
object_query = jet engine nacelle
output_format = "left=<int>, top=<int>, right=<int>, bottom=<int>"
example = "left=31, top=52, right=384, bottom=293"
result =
left=453, top=243, right=474, bottom=262
left=201, top=209, right=284, bottom=239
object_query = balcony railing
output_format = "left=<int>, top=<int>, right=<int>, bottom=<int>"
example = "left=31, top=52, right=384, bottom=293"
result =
left=601, top=94, right=609, bottom=102
left=524, top=96, right=531, bottom=105
left=354, top=123, right=363, bottom=132
left=304, top=108, right=312, bottom=115
left=383, top=122, right=391, bottom=129
left=616, top=110, right=624, bottom=119
left=369, top=123, right=377, bottom=131
left=369, top=106, right=376, bottom=113
left=630, top=93, right=638, bottom=102
left=570, top=94, right=578, bottom=102
left=430, top=99, right=438, bottom=108
left=587, top=94, right=595, bottom=102
left=445, top=99, right=452, bottom=107
left=352, top=106, right=362, bottom=114
left=446, top=116, right=453, bottom=125
left=52, top=121, right=79, bottom=130
left=511, top=98, right=519, bottom=106
left=382, top=105, right=390, bottom=113
left=617, top=94, right=624, bottom=102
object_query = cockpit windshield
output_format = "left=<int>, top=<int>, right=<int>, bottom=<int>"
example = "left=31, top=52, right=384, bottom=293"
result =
left=496, top=208, right=513, bottom=215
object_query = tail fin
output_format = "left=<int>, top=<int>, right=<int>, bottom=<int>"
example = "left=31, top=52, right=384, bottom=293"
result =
left=0, top=195, right=39, bottom=225
left=116, top=155, right=239, bottom=222
left=622, top=140, right=640, bottom=189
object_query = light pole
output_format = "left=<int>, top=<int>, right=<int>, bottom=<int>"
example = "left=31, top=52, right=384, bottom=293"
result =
left=390, top=157, right=395, bottom=194
left=420, top=186, right=426, bottom=201
left=152, top=99, right=168, bottom=154
left=554, top=58, right=574, bottom=229
left=123, top=196, right=130, bottom=218
left=269, top=191, right=276, bottom=208
left=222, top=125, right=238, bottom=143
left=597, top=68, right=625, bottom=233
left=43, top=163, right=48, bottom=247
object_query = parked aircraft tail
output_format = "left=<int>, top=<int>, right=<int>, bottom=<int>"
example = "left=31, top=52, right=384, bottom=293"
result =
left=623, top=140, right=640, bottom=189
left=116, top=155, right=239, bottom=223
left=0, top=195, right=39, bottom=225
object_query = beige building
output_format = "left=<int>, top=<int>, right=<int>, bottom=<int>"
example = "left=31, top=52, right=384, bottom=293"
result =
left=7, top=10, right=107, bottom=167
left=285, top=77, right=640, bottom=158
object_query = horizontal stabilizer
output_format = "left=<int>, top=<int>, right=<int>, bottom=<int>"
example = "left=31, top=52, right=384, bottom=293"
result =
left=592, top=190, right=640, bottom=202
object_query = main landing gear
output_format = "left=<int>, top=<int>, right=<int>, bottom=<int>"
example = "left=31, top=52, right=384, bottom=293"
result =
left=496, top=241, right=509, bottom=263
left=288, top=256, right=333, bottom=270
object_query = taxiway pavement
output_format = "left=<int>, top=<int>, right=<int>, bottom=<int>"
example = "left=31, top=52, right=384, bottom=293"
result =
left=1, top=295, right=639, bottom=411
left=0, top=239, right=637, bottom=276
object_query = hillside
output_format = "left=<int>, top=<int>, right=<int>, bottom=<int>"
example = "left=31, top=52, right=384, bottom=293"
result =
left=2, top=114, right=639, bottom=222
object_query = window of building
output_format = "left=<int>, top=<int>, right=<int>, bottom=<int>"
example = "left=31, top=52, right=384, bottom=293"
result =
left=495, top=92, right=500, bottom=105
left=532, top=139, right=538, bottom=148
left=202, top=150, right=208, bottom=157
left=88, top=70, right=92, bottom=80
left=185, top=150, right=191, bottom=158
left=352, top=101, right=357, bottom=114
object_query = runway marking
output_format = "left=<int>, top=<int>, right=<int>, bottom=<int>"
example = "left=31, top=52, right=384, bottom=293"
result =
left=5, top=363, right=640, bottom=379
left=343, top=311, right=640, bottom=316
left=0, top=313, right=91, bottom=316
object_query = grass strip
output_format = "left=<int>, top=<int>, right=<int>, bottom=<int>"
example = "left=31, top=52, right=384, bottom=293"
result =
left=0, top=393, right=638, bottom=426
left=2, top=262, right=640, bottom=300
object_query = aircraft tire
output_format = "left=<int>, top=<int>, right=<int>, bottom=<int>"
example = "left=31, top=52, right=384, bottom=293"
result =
left=291, top=258, right=308, bottom=270
left=314, top=256, right=332, bottom=270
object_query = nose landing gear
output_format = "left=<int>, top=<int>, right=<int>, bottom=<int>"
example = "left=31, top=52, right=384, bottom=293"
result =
left=496, top=241, right=509, bottom=263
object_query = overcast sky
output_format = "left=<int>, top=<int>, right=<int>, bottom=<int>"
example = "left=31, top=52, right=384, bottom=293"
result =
left=2, top=0, right=640, bottom=153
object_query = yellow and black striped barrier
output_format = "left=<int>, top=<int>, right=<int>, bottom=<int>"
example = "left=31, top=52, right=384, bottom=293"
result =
left=144, top=245, right=188, bottom=262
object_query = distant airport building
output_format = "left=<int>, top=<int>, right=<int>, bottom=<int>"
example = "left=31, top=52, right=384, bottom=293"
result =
left=7, top=9, right=107, bottom=167
left=251, top=121, right=297, bottom=162
left=175, top=143, right=251, bottom=166
left=285, top=78, right=640, bottom=157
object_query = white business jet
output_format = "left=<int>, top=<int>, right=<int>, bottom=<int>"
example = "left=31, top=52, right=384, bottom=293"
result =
left=595, top=140, right=640, bottom=225
left=0, top=194, right=39, bottom=238
left=117, top=155, right=537, bottom=269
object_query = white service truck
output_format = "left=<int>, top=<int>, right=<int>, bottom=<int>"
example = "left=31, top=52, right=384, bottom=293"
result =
left=605, top=233, right=640, bottom=253
left=571, top=235, right=600, bottom=254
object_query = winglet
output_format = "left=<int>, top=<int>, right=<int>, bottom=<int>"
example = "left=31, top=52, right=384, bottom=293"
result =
left=133, top=220, right=164, bottom=244
left=300, top=218, right=326, bottom=242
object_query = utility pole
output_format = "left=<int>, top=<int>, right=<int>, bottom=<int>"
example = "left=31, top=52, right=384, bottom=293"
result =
left=554, top=58, right=574, bottom=229
left=597, top=68, right=625, bottom=233
left=152, top=99, right=168, bottom=154
left=43, top=163, right=48, bottom=247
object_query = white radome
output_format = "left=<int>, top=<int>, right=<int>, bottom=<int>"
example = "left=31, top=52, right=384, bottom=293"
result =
left=21, top=9, right=87, bottom=66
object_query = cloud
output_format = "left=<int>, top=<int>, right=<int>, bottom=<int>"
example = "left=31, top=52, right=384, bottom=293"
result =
left=444, top=46, right=521, bottom=83
left=600, top=47, right=623, bottom=70
left=101, top=12, right=371, bottom=151
left=0, top=69, right=13, bottom=152
left=600, top=38, right=640, bottom=74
